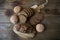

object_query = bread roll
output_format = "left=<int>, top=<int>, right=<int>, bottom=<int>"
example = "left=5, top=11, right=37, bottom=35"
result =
left=10, top=14, right=19, bottom=24
left=19, top=14, right=27, bottom=24
left=14, top=6, right=22, bottom=13
left=18, top=11, right=28, bottom=17
left=36, top=24, right=44, bottom=32
left=18, top=8, right=34, bottom=17
left=23, top=8, right=34, bottom=17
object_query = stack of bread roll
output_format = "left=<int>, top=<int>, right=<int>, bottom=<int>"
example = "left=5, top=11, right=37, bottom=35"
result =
left=5, top=5, right=45, bottom=39
left=4, top=0, right=49, bottom=39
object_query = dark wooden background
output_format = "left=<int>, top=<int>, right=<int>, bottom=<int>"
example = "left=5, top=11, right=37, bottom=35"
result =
left=0, top=0, right=60, bottom=40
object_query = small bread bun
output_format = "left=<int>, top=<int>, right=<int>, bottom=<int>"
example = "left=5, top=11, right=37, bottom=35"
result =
left=36, top=24, right=44, bottom=32
left=14, top=6, right=22, bottom=13
left=19, top=14, right=27, bottom=24
left=10, top=14, right=19, bottom=24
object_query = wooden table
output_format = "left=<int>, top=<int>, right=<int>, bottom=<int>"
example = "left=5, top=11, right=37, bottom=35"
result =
left=0, top=0, right=60, bottom=40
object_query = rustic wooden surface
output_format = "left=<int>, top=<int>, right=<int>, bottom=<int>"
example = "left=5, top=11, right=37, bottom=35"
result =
left=0, top=0, right=60, bottom=40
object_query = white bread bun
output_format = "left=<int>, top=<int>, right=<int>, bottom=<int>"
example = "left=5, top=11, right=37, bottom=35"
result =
left=10, top=15, right=19, bottom=24
left=36, top=24, right=44, bottom=32
left=14, top=6, right=21, bottom=13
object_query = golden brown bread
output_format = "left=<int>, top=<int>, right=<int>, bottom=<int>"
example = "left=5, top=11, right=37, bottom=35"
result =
left=18, top=8, right=34, bottom=17
left=28, top=12, right=44, bottom=26
left=19, top=14, right=27, bottom=24
left=36, top=24, right=44, bottom=32
left=14, top=6, right=22, bottom=13
left=10, top=14, right=19, bottom=24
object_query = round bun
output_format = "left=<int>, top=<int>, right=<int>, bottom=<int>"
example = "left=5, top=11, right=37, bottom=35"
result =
left=36, top=24, right=44, bottom=32
left=10, top=14, right=19, bottom=24
left=19, top=15, right=27, bottom=24
left=14, top=6, right=21, bottom=13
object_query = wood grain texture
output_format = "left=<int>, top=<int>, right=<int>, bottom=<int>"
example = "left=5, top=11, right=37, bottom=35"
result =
left=0, top=0, right=60, bottom=40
